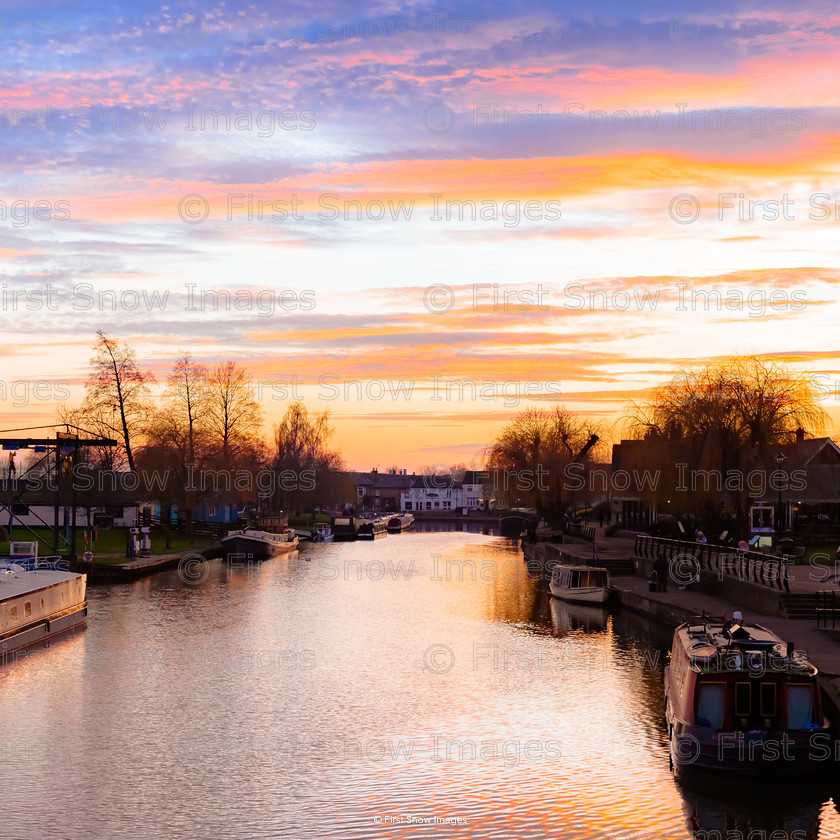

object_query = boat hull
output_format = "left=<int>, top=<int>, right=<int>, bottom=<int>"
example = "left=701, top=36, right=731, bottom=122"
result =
left=1, top=603, right=87, bottom=659
left=549, top=584, right=610, bottom=603
left=221, top=534, right=299, bottom=561
left=1, top=569, right=88, bottom=657
left=666, top=704, right=834, bottom=777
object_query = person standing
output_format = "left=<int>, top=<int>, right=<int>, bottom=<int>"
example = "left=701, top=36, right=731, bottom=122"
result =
left=654, top=554, right=669, bottom=592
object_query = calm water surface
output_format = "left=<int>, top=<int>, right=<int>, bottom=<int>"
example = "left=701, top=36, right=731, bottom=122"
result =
left=3, top=532, right=840, bottom=839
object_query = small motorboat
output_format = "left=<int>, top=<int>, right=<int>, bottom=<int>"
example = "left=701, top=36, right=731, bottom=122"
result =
left=312, top=523, right=334, bottom=542
left=549, top=564, right=610, bottom=604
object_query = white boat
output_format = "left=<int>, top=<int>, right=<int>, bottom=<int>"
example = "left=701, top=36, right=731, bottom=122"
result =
left=0, top=562, right=87, bottom=657
left=549, top=564, right=610, bottom=603
left=312, top=523, right=334, bottom=542
left=221, top=528, right=298, bottom=561
left=665, top=613, right=830, bottom=777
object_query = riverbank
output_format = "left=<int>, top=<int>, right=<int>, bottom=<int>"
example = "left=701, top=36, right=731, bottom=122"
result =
left=523, top=536, right=840, bottom=724
left=76, top=543, right=222, bottom=581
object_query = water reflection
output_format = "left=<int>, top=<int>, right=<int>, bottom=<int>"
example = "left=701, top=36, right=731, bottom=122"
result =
left=1, top=532, right=839, bottom=838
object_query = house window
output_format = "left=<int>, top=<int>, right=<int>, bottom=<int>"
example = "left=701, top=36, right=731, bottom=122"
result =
left=209, top=506, right=218, bottom=517
left=405, top=502, right=412, bottom=510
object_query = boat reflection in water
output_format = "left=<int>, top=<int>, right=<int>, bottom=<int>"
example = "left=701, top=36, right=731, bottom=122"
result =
left=549, top=595, right=609, bottom=634
left=678, top=779, right=829, bottom=840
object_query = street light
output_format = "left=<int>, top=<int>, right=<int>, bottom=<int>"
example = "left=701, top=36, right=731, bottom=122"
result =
left=775, top=450, right=786, bottom=532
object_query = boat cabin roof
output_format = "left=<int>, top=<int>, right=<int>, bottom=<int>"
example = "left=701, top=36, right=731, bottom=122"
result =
left=673, top=617, right=817, bottom=677
left=0, top=568, right=84, bottom=602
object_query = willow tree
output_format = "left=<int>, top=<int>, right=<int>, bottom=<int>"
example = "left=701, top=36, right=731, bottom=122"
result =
left=485, top=406, right=603, bottom=517
left=624, top=355, right=829, bottom=527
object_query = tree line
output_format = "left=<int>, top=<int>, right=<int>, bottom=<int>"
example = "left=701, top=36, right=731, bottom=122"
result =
left=485, top=356, right=829, bottom=536
left=52, top=334, right=830, bottom=537
left=56, top=331, right=346, bottom=529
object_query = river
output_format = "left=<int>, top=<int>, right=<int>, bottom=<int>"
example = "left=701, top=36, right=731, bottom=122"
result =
left=3, top=532, right=840, bottom=839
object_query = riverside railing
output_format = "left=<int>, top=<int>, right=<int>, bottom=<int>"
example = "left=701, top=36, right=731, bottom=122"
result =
left=565, top=522, right=596, bottom=542
left=633, top=535, right=791, bottom=592
left=816, top=590, right=840, bottom=629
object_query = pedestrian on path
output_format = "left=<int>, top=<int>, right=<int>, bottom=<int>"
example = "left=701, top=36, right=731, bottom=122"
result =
left=654, top=554, right=669, bottom=592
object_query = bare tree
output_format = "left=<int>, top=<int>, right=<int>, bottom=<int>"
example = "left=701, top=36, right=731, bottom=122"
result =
left=204, top=361, right=263, bottom=465
left=142, top=353, right=212, bottom=536
left=79, top=331, right=155, bottom=471
left=273, top=402, right=344, bottom=516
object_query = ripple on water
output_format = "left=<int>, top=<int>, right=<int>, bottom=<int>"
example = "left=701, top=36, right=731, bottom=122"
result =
left=0, top=532, right=837, bottom=839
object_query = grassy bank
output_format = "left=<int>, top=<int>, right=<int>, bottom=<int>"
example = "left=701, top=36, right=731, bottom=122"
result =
left=1, top=527, right=205, bottom=560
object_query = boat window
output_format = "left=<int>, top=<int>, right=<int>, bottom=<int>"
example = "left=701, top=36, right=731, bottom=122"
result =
left=696, top=683, right=725, bottom=729
left=24, top=602, right=31, bottom=617
left=9, top=605, right=17, bottom=620
left=760, top=682, right=777, bottom=717
left=597, top=571, right=608, bottom=586
left=787, top=685, right=814, bottom=729
left=571, top=571, right=580, bottom=588
left=734, top=682, right=751, bottom=718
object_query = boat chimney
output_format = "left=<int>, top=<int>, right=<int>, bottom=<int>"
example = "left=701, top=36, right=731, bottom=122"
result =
left=787, top=641, right=794, bottom=658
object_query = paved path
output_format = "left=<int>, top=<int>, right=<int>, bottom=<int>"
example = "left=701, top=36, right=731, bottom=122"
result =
left=528, top=533, right=840, bottom=678
left=611, top=571, right=840, bottom=677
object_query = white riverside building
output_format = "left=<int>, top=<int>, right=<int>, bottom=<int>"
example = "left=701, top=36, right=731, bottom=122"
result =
left=400, top=471, right=494, bottom=512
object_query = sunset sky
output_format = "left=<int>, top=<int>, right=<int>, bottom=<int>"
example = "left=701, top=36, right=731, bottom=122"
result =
left=2, top=2, right=840, bottom=469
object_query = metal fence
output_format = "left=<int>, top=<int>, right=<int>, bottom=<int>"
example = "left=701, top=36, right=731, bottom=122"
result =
left=816, top=590, right=840, bottom=629
left=565, top=522, right=595, bottom=542
left=633, top=535, right=791, bottom=592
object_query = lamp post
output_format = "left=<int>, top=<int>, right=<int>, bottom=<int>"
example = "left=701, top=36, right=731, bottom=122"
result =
left=775, top=450, right=786, bottom=532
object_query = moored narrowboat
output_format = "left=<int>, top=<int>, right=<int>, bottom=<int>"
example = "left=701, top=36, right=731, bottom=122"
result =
left=664, top=613, right=832, bottom=777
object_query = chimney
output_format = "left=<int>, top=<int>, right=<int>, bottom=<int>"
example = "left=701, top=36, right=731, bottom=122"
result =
left=795, top=427, right=805, bottom=444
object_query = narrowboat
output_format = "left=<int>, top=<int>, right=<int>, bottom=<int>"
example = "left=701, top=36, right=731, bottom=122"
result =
left=387, top=513, right=414, bottom=533
left=357, top=517, right=388, bottom=539
left=664, top=613, right=832, bottom=777
left=1, top=562, right=87, bottom=657
left=332, top=516, right=358, bottom=541
left=221, top=528, right=298, bottom=561
left=549, top=564, right=610, bottom=603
